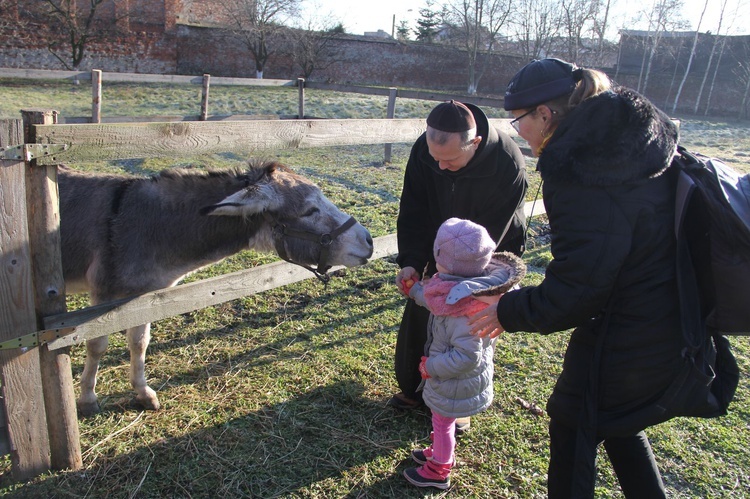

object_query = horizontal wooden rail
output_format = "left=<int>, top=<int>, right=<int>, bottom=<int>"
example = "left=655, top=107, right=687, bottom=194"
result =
left=33, top=118, right=518, bottom=164
left=33, top=118, right=530, bottom=162
left=42, top=195, right=544, bottom=351
left=43, top=234, right=396, bottom=350
left=304, top=81, right=503, bottom=107
left=0, top=68, right=297, bottom=87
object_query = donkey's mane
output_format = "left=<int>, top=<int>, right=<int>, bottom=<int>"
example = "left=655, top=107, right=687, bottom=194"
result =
left=151, top=160, right=289, bottom=185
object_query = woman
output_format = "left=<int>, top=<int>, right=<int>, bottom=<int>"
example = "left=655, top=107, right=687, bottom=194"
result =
left=469, top=58, right=683, bottom=497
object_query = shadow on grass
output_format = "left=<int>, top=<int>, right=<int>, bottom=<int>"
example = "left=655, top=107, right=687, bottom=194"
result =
left=0, top=380, right=437, bottom=498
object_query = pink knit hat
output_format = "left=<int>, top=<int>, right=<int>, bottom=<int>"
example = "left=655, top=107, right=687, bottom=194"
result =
left=433, top=218, right=496, bottom=277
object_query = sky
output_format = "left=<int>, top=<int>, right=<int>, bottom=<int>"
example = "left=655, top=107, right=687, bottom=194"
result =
left=300, top=0, right=750, bottom=37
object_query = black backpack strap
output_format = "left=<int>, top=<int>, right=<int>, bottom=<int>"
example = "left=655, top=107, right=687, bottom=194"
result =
left=571, top=305, right=611, bottom=497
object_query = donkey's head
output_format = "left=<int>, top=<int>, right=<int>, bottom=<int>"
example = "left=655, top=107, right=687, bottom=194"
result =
left=201, top=161, right=374, bottom=275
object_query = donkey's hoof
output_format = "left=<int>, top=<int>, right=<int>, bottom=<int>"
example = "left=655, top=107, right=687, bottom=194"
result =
left=134, top=394, right=161, bottom=411
left=77, top=401, right=101, bottom=417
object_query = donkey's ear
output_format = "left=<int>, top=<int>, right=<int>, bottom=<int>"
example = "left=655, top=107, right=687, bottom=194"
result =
left=201, top=184, right=282, bottom=216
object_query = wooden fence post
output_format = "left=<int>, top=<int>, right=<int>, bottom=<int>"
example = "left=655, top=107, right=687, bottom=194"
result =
left=384, top=87, right=398, bottom=164
left=0, top=118, right=52, bottom=479
left=91, top=69, right=102, bottom=124
left=200, top=74, right=210, bottom=121
left=22, top=109, right=82, bottom=471
left=298, top=78, right=305, bottom=119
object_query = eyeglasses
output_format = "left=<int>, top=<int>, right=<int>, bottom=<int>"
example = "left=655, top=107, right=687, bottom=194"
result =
left=510, top=109, right=535, bottom=132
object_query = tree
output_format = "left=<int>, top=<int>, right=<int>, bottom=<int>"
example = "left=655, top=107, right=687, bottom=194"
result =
left=633, top=0, right=686, bottom=94
left=414, top=1, right=443, bottom=43
left=445, top=0, right=512, bottom=95
left=591, top=0, right=614, bottom=65
left=25, top=0, right=125, bottom=70
left=671, top=0, right=708, bottom=113
left=703, top=34, right=728, bottom=115
left=288, top=12, right=344, bottom=79
left=694, top=0, right=731, bottom=114
left=397, top=20, right=412, bottom=41
left=221, top=0, right=301, bottom=79
left=560, top=0, right=599, bottom=63
left=510, top=0, right=564, bottom=61
left=737, top=42, right=750, bottom=119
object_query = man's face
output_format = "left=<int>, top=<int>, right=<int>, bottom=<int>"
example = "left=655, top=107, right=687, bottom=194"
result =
left=426, top=133, right=479, bottom=172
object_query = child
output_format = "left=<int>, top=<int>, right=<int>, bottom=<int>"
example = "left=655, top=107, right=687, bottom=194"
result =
left=401, top=217, right=526, bottom=489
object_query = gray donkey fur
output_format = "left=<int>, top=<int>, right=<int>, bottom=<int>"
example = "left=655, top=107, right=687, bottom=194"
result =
left=58, top=160, right=373, bottom=415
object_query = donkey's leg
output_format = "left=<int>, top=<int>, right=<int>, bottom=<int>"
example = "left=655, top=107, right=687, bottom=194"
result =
left=126, top=323, right=160, bottom=411
left=78, top=335, right=109, bottom=416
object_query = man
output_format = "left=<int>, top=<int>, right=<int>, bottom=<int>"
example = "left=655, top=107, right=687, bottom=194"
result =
left=391, top=100, right=528, bottom=431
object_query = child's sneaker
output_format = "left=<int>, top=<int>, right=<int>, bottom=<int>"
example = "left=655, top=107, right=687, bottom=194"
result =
left=455, top=416, right=471, bottom=435
left=403, top=460, right=452, bottom=490
left=411, top=446, right=434, bottom=465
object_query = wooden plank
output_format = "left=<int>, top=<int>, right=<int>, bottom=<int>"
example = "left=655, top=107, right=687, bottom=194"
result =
left=35, top=118, right=518, bottom=164
left=44, top=233, right=398, bottom=350
left=0, top=68, right=297, bottom=87
left=396, top=89, right=503, bottom=108
left=304, top=81, right=392, bottom=96
left=33, top=119, right=431, bottom=164
left=91, top=70, right=102, bottom=124
left=206, top=76, right=297, bottom=87
left=304, top=81, right=503, bottom=107
left=60, top=114, right=281, bottom=124
left=298, top=78, right=305, bottom=119
left=0, top=118, right=52, bottom=477
left=200, top=74, right=210, bottom=121
left=22, top=110, right=81, bottom=472
left=0, top=68, right=90, bottom=81
left=384, top=87, right=398, bottom=163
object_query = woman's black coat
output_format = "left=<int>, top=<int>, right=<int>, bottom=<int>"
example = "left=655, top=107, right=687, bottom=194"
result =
left=496, top=87, right=683, bottom=430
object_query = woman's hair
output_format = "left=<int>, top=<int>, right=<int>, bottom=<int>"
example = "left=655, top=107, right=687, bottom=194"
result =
left=536, top=68, right=611, bottom=153
left=548, top=68, right=612, bottom=117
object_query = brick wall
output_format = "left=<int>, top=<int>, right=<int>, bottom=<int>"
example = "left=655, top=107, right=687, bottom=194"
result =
left=174, top=25, right=523, bottom=95
left=0, top=1, right=745, bottom=115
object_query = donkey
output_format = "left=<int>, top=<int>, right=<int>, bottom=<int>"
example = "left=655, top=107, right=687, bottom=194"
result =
left=58, top=160, right=374, bottom=415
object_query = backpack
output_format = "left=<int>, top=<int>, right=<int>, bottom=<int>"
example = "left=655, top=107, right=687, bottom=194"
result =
left=674, top=145, right=750, bottom=335
left=601, top=146, right=749, bottom=432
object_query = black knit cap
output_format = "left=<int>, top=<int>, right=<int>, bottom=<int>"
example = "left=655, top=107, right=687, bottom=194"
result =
left=426, top=100, right=477, bottom=132
left=504, top=58, right=579, bottom=110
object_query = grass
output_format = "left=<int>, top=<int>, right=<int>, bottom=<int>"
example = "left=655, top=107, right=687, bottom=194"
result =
left=0, top=78, right=749, bottom=498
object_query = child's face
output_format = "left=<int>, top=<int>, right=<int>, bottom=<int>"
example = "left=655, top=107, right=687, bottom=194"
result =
left=436, top=261, right=448, bottom=274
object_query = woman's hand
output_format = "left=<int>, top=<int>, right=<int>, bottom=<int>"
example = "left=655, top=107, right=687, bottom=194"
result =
left=469, top=302, right=505, bottom=339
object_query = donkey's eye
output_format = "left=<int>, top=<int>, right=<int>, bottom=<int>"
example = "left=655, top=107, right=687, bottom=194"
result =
left=302, top=207, right=320, bottom=217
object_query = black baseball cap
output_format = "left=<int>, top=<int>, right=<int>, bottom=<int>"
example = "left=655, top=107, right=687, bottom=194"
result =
left=504, top=58, right=578, bottom=110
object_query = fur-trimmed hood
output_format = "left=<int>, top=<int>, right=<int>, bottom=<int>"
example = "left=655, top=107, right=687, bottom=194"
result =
left=538, top=87, right=679, bottom=187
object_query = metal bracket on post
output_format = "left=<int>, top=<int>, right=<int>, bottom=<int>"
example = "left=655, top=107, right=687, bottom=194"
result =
left=0, top=144, right=69, bottom=162
left=0, top=327, right=77, bottom=351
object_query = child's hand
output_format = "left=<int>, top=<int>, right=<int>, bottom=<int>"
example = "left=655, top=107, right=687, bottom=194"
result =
left=419, top=356, right=431, bottom=379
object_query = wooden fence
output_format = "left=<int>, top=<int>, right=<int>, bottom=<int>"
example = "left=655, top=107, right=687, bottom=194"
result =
left=0, top=109, right=541, bottom=481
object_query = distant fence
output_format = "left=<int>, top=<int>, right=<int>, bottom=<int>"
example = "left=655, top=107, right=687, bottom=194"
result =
left=0, top=67, right=504, bottom=120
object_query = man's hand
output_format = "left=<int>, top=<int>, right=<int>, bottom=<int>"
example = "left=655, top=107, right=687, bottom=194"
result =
left=396, top=266, right=419, bottom=296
